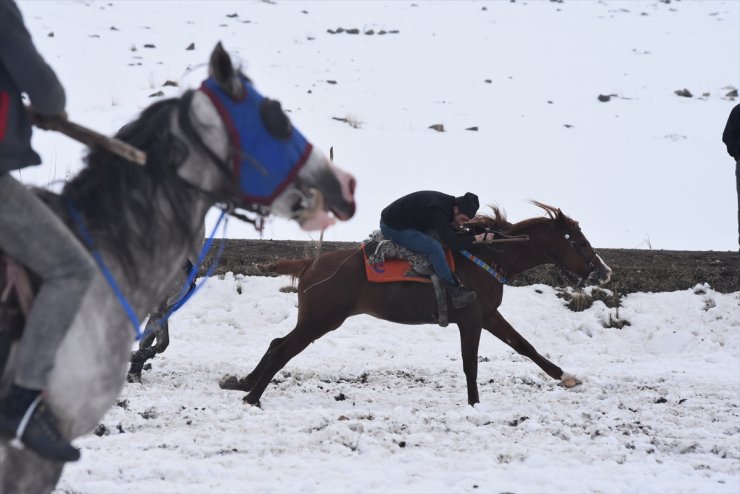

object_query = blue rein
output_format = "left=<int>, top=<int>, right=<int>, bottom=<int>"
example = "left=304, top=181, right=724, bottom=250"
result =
left=65, top=197, right=227, bottom=340
left=151, top=211, right=228, bottom=337
left=65, top=198, right=142, bottom=338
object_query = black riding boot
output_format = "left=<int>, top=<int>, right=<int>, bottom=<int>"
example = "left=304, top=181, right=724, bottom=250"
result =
left=448, top=283, right=477, bottom=309
left=0, top=384, right=80, bottom=462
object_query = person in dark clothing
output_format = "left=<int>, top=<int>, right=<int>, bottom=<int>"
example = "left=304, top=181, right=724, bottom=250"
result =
left=0, top=0, right=96, bottom=462
left=380, top=190, right=490, bottom=308
left=722, top=103, right=740, bottom=251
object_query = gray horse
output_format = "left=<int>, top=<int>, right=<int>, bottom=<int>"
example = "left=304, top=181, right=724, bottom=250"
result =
left=0, top=43, right=356, bottom=493
left=126, top=247, right=200, bottom=383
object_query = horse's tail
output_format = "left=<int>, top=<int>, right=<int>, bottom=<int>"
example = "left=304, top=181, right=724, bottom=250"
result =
left=257, top=258, right=313, bottom=279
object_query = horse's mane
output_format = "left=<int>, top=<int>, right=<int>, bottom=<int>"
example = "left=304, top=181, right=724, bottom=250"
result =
left=467, top=201, right=578, bottom=233
left=62, top=97, right=195, bottom=272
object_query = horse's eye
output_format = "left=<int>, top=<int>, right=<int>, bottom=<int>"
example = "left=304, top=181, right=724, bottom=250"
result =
left=260, top=98, right=292, bottom=139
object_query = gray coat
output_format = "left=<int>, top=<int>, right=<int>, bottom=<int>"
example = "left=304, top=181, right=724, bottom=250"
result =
left=0, top=0, right=66, bottom=172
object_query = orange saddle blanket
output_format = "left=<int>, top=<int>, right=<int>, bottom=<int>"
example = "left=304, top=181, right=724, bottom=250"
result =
left=362, top=243, right=455, bottom=283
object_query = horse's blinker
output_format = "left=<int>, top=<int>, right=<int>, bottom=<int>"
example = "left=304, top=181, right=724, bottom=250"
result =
left=200, top=76, right=312, bottom=207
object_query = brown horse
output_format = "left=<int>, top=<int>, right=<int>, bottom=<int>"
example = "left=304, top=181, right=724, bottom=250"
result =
left=223, top=202, right=612, bottom=406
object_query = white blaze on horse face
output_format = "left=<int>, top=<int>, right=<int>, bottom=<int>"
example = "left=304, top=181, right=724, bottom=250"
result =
left=595, top=254, right=612, bottom=284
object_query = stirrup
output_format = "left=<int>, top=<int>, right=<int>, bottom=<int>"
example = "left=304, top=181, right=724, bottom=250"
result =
left=9, top=394, right=42, bottom=450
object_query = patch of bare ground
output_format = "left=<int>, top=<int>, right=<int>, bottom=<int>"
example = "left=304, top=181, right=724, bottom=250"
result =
left=203, top=240, right=739, bottom=295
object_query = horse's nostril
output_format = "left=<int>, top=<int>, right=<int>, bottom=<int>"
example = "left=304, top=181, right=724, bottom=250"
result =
left=349, top=178, right=356, bottom=196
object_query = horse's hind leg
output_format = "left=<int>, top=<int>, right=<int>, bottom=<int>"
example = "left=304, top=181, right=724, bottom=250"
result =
left=485, top=310, right=579, bottom=387
left=243, top=317, right=345, bottom=406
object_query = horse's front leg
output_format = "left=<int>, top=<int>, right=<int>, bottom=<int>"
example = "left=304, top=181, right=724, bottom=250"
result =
left=127, top=312, right=170, bottom=383
left=457, top=314, right=483, bottom=406
left=219, top=338, right=276, bottom=393
left=485, top=310, right=580, bottom=388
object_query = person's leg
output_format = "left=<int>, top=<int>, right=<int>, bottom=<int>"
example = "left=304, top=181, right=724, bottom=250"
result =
left=0, top=173, right=94, bottom=462
left=380, top=221, right=455, bottom=283
left=0, top=174, right=96, bottom=389
left=380, top=221, right=477, bottom=308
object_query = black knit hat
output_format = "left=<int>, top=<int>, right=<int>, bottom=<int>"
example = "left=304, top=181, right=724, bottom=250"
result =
left=455, top=192, right=479, bottom=218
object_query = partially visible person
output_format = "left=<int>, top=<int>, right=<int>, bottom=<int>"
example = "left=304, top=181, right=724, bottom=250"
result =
left=0, top=0, right=96, bottom=462
left=380, top=190, right=490, bottom=308
left=722, top=103, right=740, bottom=252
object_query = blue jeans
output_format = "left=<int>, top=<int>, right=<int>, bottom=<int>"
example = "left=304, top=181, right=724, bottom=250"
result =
left=379, top=220, right=455, bottom=284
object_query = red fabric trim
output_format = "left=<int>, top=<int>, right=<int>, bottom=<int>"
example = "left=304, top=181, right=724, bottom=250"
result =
left=362, top=244, right=456, bottom=284
left=199, top=84, right=242, bottom=179
left=0, top=91, right=9, bottom=142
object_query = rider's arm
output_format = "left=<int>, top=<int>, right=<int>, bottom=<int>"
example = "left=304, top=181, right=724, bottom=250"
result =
left=0, top=0, right=66, bottom=116
left=430, top=208, right=474, bottom=251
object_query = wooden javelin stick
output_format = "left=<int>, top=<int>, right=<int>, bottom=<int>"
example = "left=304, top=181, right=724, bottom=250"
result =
left=472, top=234, right=530, bottom=244
left=479, top=235, right=529, bottom=244
left=30, top=111, right=147, bottom=165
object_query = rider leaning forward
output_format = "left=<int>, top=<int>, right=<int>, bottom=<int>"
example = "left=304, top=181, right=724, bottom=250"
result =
left=0, top=0, right=94, bottom=462
left=380, top=190, right=491, bottom=309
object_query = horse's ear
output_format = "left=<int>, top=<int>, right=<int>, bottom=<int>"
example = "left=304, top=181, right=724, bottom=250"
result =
left=557, top=209, right=571, bottom=225
left=209, top=42, right=244, bottom=99
left=209, top=42, right=233, bottom=83
left=555, top=208, right=578, bottom=228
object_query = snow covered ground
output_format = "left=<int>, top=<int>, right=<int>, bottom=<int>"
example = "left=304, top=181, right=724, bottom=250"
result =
left=55, top=275, right=739, bottom=494
left=16, top=0, right=740, bottom=251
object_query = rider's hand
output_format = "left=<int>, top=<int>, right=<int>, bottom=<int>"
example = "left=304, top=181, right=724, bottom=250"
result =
left=474, top=232, right=494, bottom=242
left=27, top=106, right=68, bottom=130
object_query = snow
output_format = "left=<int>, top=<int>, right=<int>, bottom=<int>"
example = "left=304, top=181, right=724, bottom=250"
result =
left=7, top=1, right=740, bottom=492
left=14, top=0, right=740, bottom=251
left=56, top=275, right=740, bottom=494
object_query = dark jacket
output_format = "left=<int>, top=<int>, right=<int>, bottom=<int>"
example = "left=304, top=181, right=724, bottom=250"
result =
left=723, top=104, right=740, bottom=162
left=381, top=190, right=474, bottom=251
left=0, top=0, right=66, bottom=172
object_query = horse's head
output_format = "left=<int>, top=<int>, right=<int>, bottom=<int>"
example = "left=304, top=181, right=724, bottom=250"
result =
left=527, top=201, right=612, bottom=285
left=175, top=43, right=356, bottom=230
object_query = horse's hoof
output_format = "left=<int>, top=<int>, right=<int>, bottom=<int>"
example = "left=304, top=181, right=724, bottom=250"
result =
left=219, top=374, right=253, bottom=391
left=219, top=374, right=239, bottom=390
left=242, top=395, right=261, bottom=408
left=560, top=373, right=581, bottom=388
left=127, top=372, right=142, bottom=384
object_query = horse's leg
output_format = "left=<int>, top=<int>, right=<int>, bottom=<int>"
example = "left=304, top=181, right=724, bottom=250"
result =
left=127, top=259, right=192, bottom=382
left=127, top=308, right=170, bottom=383
left=243, top=316, right=346, bottom=406
left=218, top=339, right=273, bottom=393
left=484, top=310, right=579, bottom=388
left=456, top=307, right=484, bottom=406
left=0, top=446, right=63, bottom=494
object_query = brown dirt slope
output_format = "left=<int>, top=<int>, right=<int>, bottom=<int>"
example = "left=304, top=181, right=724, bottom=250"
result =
left=204, top=240, right=739, bottom=294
